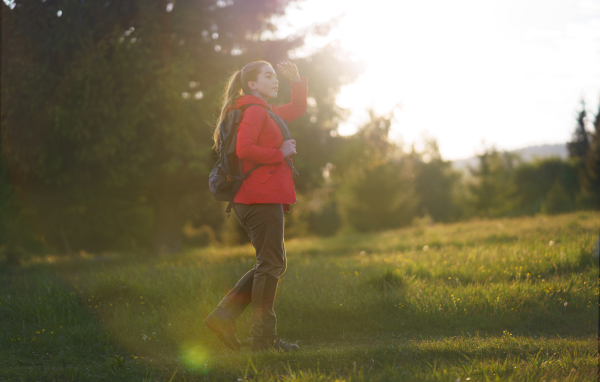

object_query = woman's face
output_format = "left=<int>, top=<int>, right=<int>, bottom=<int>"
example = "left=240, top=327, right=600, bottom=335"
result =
left=248, top=65, right=279, bottom=101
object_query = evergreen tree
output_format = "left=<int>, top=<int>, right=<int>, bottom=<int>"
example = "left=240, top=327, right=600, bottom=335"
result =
left=581, top=98, right=600, bottom=208
left=411, top=139, right=460, bottom=222
left=567, top=99, right=591, bottom=159
left=1, top=1, right=360, bottom=255
left=512, top=158, right=579, bottom=215
left=465, top=148, right=519, bottom=217
left=335, top=113, right=417, bottom=232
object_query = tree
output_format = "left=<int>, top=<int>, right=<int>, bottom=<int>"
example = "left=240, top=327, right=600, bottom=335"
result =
left=512, top=158, right=579, bottom=215
left=411, top=139, right=460, bottom=222
left=335, top=113, right=417, bottom=232
left=2, top=0, right=361, bottom=255
left=580, top=97, right=600, bottom=208
left=567, top=99, right=591, bottom=160
left=465, top=148, right=519, bottom=217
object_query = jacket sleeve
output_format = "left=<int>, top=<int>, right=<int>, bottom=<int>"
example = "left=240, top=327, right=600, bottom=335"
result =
left=236, top=105, right=284, bottom=165
left=274, top=76, right=308, bottom=123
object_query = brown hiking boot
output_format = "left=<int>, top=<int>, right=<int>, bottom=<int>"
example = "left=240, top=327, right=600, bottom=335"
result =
left=252, top=337, right=299, bottom=352
left=204, top=308, right=241, bottom=350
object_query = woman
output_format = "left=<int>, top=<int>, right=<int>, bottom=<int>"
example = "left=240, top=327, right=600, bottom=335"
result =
left=204, top=60, right=307, bottom=352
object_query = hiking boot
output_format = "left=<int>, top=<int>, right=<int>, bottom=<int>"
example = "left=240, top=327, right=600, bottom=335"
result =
left=252, top=337, right=299, bottom=352
left=204, top=308, right=241, bottom=350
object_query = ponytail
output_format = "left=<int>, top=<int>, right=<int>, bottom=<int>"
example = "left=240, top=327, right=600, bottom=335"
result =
left=213, top=61, right=270, bottom=151
left=213, top=70, right=243, bottom=151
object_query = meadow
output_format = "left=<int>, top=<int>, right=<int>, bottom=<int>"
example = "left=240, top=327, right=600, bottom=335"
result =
left=1, top=211, right=598, bottom=381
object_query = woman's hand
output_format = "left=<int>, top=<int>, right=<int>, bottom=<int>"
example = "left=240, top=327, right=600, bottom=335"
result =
left=277, top=61, right=300, bottom=82
left=279, top=139, right=296, bottom=158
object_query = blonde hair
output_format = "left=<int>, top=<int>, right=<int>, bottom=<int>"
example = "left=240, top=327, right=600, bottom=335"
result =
left=213, top=60, right=271, bottom=151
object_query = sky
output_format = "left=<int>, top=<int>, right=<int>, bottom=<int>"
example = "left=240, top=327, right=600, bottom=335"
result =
left=272, top=0, right=600, bottom=160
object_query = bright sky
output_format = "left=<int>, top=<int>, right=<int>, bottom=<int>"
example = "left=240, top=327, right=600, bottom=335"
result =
left=273, top=0, right=600, bottom=160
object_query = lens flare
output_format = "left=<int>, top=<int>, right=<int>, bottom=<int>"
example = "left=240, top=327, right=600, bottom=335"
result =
left=179, top=341, right=209, bottom=374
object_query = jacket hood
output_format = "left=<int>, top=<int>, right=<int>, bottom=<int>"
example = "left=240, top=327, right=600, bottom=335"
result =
left=232, top=95, right=274, bottom=111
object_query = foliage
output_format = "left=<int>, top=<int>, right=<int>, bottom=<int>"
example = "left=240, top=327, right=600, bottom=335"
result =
left=578, top=101, right=600, bottom=209
left=2, top=1, right=600, bottom=257
left=511, top=158, right=580, bottom=215
left=334, top=113, right=417, bottom=232
left=410, top=139, right=460, bottom=222
left=463, top=148, right=520, bottom=218
left=567, top=99, right=591, bottom=160
left=1, top=0, right=362, bottom=255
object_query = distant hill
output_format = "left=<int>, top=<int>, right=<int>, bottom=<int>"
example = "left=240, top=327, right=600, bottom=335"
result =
left=451, top=143, right=568, bottom=170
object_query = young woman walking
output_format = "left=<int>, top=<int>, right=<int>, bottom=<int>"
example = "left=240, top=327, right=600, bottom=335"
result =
left=204, top=60, right=307, bottom=352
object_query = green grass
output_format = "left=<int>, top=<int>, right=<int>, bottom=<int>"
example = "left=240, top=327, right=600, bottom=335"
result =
left=1, top=211, right=598, bottom=381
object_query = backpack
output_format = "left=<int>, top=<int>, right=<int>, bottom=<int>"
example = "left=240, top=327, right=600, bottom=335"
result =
left=208, top=103, right=299, bottom=217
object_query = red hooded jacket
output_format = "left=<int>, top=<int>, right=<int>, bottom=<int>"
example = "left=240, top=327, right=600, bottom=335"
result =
left=232, top=76, right=308, bottom=211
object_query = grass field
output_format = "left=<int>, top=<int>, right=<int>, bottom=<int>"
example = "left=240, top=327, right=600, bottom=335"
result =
left=1, top=211, right=598, bottom=381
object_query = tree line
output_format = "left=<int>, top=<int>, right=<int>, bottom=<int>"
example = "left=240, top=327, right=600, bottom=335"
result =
left=2, top=1, right=599, bottom=262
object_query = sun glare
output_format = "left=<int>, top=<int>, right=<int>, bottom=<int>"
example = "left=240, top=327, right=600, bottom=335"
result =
left=278, top=0, right=600, bottom=159
left=179, top=341, right=209, bottom=373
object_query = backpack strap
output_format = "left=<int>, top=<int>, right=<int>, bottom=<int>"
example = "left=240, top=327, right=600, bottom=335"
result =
left=238, top=104, right=299, bottom=176
left=225, top=202, right=234, bottom=219
left=263, top=110, right=299, bottom=176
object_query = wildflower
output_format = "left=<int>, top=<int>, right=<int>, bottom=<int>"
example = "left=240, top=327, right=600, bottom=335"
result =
left=564, top=302, right=567, bottom=307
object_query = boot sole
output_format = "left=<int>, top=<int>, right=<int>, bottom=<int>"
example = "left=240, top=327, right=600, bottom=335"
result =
left=204, top=319, right=240, bottom=350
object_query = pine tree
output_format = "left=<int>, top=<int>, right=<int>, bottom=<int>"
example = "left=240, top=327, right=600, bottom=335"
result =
left=582, top=97, right=600, bottom=208
left=1, top=1, right=362, bottom=254
left=567, top=99, right=591, bottom=159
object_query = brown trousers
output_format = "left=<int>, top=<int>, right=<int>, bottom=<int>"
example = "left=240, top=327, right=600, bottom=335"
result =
left=217, top=203, right=287, bottom=337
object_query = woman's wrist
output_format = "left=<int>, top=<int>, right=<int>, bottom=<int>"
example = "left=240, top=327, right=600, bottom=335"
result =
left=289, top=75, right=301, bottom=82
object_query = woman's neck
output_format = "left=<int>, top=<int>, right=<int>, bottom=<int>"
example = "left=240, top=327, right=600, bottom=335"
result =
left=250, top=91, right=268, bottom=102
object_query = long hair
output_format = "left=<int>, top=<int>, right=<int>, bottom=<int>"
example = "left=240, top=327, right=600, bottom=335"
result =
left=213, top=60, right=270, bottom=151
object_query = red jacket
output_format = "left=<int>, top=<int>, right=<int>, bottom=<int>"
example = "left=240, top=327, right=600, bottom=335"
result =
left=233, top=76, right=308, bottom=210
